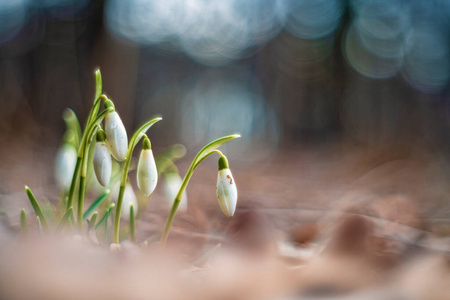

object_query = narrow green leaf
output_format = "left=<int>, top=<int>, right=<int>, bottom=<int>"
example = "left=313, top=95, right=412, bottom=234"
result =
left=94, top=69, right=102, bottom=104
left=20, top=209, right=28, bottom=236
left=87, top=211, right=98, bottom=231
left=63, top=108, right=82, bottom=148
left=25, top=186, right=49, bottom=231
left=57, top=207, right=73, bottom=231
left=192, top=134, right=241, bottom=169
left=83, top=190, right=110, bottom=221
left=130, top=204, right=136, bottom=244
left=94, top=203, right=115, bottom=231
left=129, top=117, right=163, bottom=151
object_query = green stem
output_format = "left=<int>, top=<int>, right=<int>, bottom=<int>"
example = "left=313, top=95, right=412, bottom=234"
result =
left=160, top=135, right=240, bottom=247
left=112, top=117, right=162, bottom=244
left=130, top=204, right=136, bottom=244
left=66, top=157, right=82, bottom=211
left=77, top=175, right=86, bottom=230
left=113, top=185, right=126, bottom=243
left=66, top=108, right=112, bottom=212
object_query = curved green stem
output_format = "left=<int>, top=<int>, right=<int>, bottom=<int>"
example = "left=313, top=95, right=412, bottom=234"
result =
left=66, top=106, right=113, bottom=212
left=76, top=107, right=113, bottom=229
left=113, top=117, right=162, bottom=244
left=160, top=134, right=240, bottom=247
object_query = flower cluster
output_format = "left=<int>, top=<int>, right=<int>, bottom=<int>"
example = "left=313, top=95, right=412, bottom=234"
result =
left=24, top=69, right=240, bottom=247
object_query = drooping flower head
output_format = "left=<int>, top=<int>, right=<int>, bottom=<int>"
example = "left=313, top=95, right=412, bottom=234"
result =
left=93, top=128, right=112, bottom=186
left=216, top=155, right=237, bottom=217
left=104, top=99, right=128, bottom=162
left=137, top=136, right=158, bottom=196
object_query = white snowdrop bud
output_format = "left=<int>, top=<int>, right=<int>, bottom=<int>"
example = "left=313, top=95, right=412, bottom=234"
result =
left=164, top=172, right=187, bottom=212
left=104, top=100, right=128, bottom=162
left=55, top=143, right=77, bottom=190
left=216, top=155, right=237, bottom=217
left=93, top=129, right=112, bottom=186
left=137, top=137, right=158, bottom=196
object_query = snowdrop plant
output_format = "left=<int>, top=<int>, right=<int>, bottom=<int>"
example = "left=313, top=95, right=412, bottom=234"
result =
left=111, top=118, right=161, bottom=243
left=20, top=68, right=241, bottom=248
left=160, top=134, right=240, bottom=246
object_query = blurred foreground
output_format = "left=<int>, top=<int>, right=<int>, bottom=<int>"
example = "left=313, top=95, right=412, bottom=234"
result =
left=0, top=142, right=450, bottom=300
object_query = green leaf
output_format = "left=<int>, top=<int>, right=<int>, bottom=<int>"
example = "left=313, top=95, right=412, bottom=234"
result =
left=192, top=134, right=241, bottom=169
left=87, top=212, right=98, bottom=231
left=25, top=186, right=49, bottom=232
left=57, top=207, right=73, bottom=231
left=63, top=108, right=82, bottom=148
left=94, top=203, right=115, bottom=231
left=83, top=190, right=110, bottom=221
left=129, top=117, right=163, bottom=151
left=130, top=204, right=136, bottom=244
left=94, top=69, right=102, bottom=104
left=20, top=209, right=28, bottom=236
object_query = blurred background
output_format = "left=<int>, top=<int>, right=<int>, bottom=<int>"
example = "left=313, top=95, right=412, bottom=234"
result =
left=1, top=0, right=449, bottom=151
left=1, top=0, right=450, bottom=226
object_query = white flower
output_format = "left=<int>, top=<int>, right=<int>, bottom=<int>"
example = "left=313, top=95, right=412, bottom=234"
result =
left=164, top=172, right=187, bottom=212
left=93, top=141, right=112, bottom=186
left=216, top=156, right=237, bottom=217
left=55, top=143, right=77, bottom=190
left=137, top=138, right=158, bottom=196
left=104, top=108, right=128, bottom=162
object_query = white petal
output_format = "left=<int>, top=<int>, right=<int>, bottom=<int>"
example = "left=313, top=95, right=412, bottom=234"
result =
left=137, top=149, right=158, bottom=196
left=164, top=172, right=187, bottom=212
left=216, top=169, right=237, bottom=217
left=55, top=144, right=77, bottom=190
left=105, top=111, right=128, bottom=162
left=93, top=142, right=112, bottom=186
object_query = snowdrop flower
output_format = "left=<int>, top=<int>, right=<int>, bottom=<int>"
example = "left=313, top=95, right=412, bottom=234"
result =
left=164, top=172, right=187, bottom=212
left=137, top=136, right=158, bottom=196
left=216, top=155, right=237, bottom=217
left=93, top=128, right=112, bottom=186
left=104, top=100, right=128, bottom=162
left=55, top=132, right=77, bottom=190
